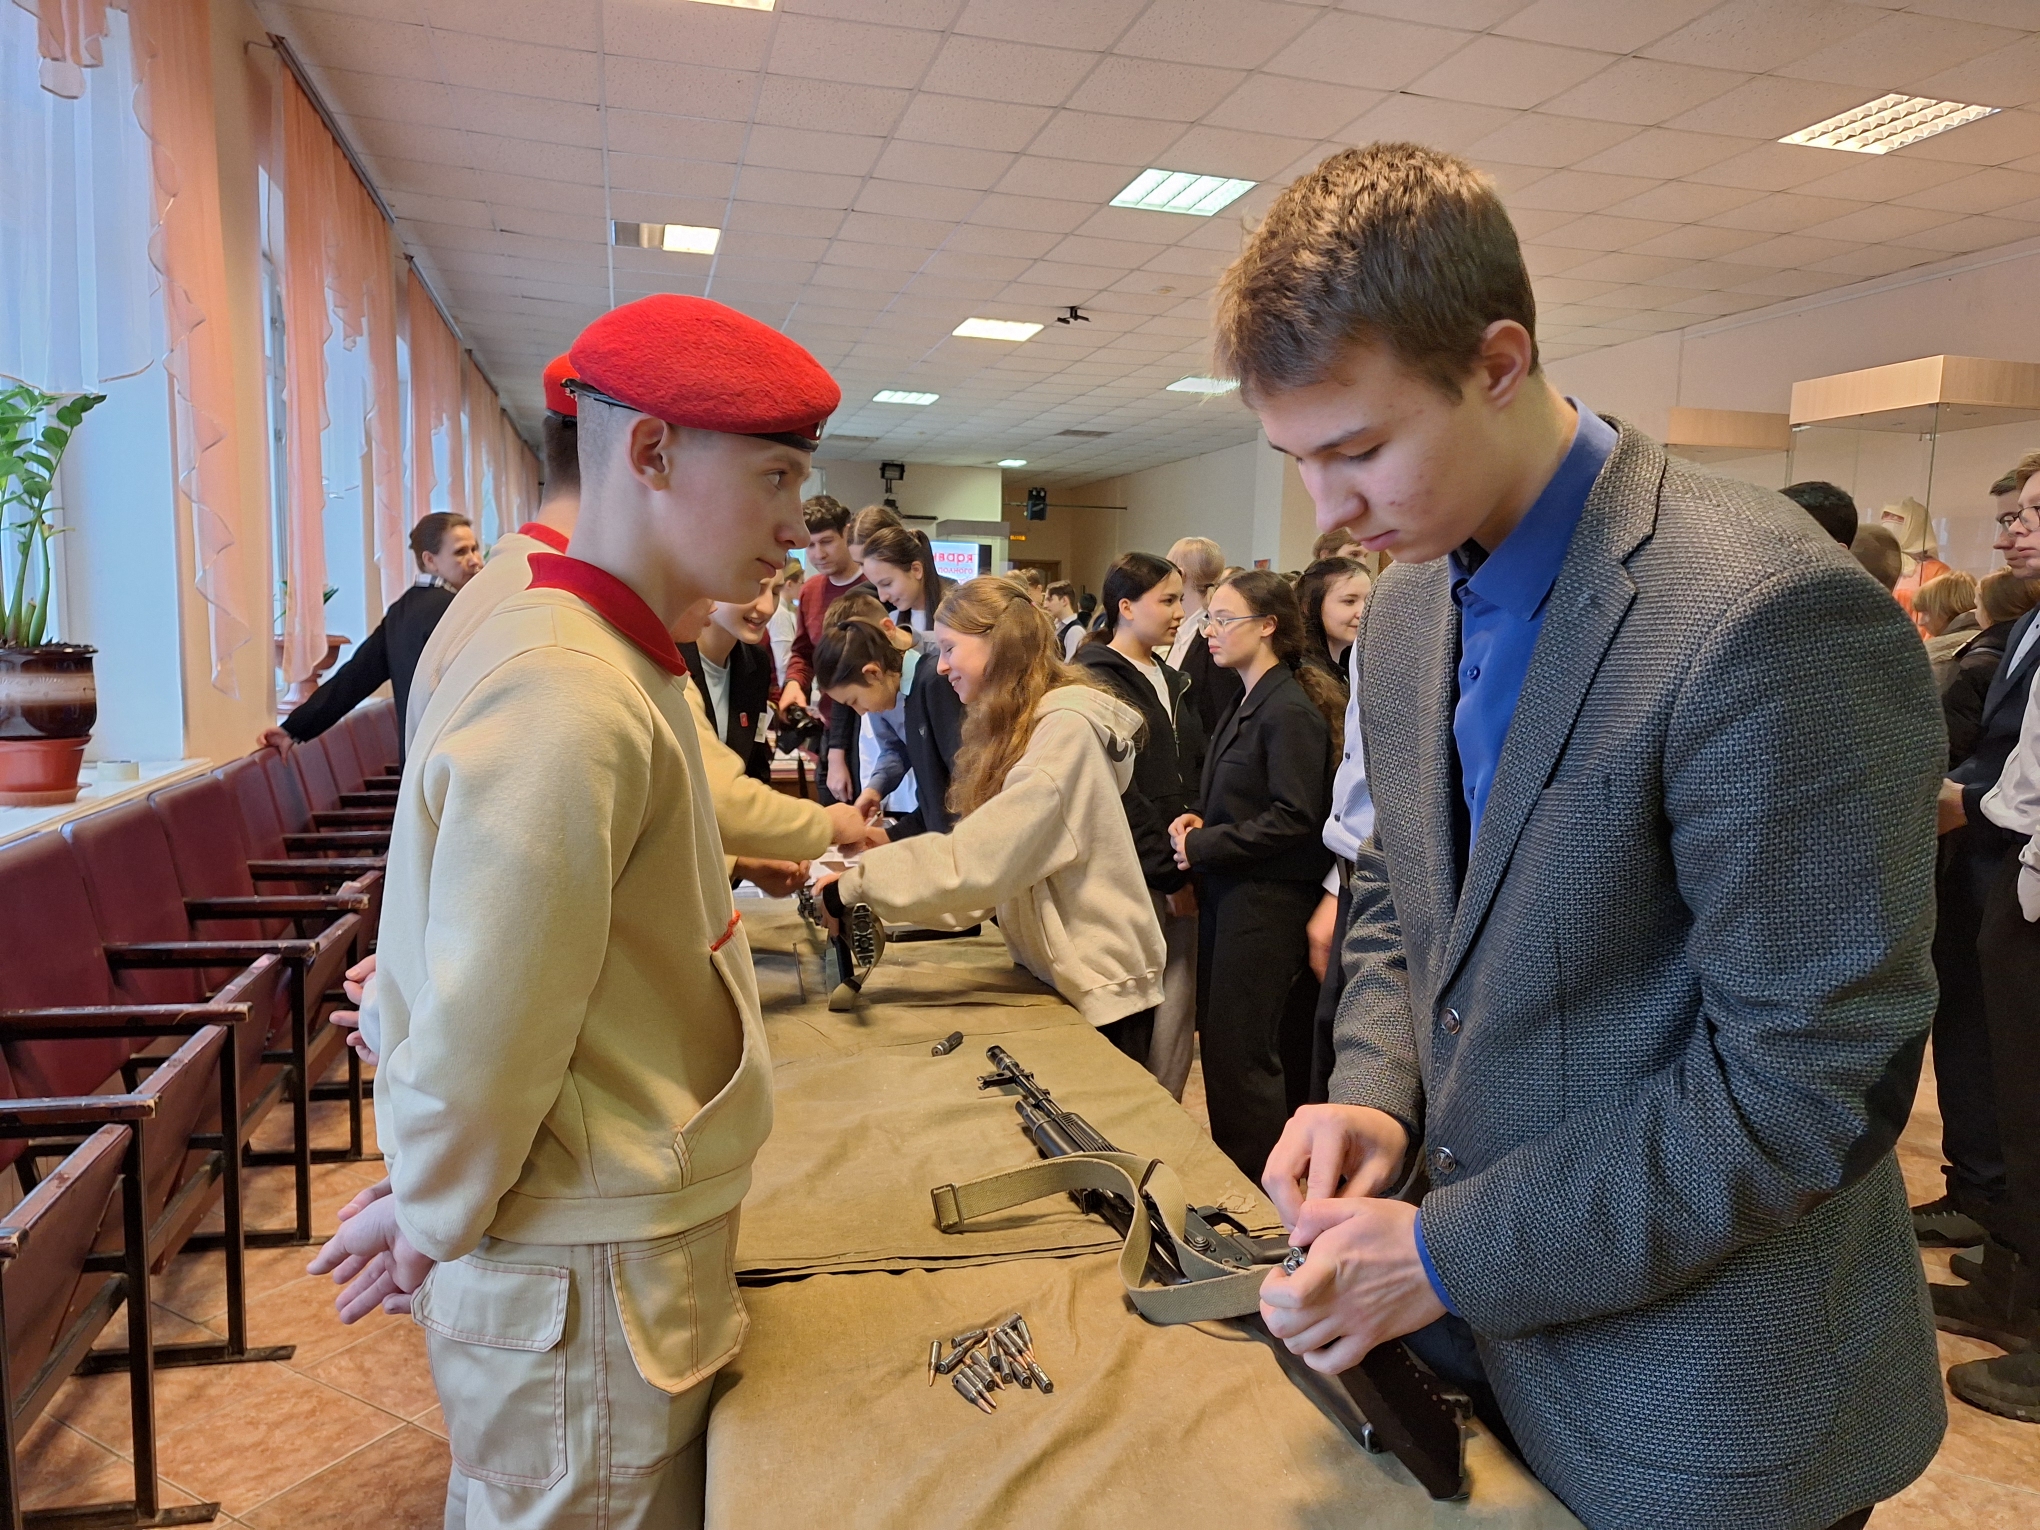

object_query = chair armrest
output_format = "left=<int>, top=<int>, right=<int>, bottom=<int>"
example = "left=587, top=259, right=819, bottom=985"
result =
left=311, top=808, right=394, bottom=828
left=249, top=857, right=385, bottom=881
left=283, top=830, right=389, bottom=852
left=186, top=893, right=371, bottom=918
left=106, top=938, right=322, bottom=966
left=0, top=1095, right=155, bottom=1131
left=0, top=996, right=257, bottom=1042
left=0, top=1229, right=21, bottom=1261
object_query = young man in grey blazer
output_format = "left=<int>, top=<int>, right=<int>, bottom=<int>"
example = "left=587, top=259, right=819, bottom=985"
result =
left=1231, top=144, right=1945, bottom=1530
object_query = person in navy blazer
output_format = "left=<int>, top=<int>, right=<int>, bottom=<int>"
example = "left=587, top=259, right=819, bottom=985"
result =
left=1228, top=145, right=1942, bottom=1530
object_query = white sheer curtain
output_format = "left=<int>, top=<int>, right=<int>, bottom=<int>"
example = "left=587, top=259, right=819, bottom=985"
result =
left=0, top=2, right=159, bottom=391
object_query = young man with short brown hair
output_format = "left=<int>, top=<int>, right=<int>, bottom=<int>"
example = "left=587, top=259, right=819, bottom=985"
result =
left=1238, top=143, right=1943, bottom=1529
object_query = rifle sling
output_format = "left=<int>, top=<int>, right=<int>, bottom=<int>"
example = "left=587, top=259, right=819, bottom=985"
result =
left=932, top=1151, right=1268, bottom=1325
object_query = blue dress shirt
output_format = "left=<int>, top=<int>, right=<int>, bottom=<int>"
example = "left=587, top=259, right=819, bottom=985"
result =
left=1414, top=403, right=1616, bottom=1316
left=1448, top=404, right=1618, bottom=850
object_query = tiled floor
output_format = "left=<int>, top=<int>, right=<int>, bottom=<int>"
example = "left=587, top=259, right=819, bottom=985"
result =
left=13, top=1050, right=2037, bottom=1526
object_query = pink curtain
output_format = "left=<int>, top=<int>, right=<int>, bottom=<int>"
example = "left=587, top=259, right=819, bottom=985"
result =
left=13, top=0, right=107, bottom=96
left=406, top=270, right=468, bottom=531
left=126, top=0, right=252, bottom=695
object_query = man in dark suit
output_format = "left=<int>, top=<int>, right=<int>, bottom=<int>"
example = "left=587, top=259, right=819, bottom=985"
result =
left=1919, top=467, right=2040, bottom=1262
left=1226, top=145, right=1943, bottom=1529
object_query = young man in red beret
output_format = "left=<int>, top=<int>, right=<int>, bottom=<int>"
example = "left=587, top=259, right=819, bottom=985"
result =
left=310, top=295, right=839, bottom=1527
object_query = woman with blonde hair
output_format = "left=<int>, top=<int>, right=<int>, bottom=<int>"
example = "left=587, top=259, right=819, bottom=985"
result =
left=1914, top=570, right=1979, bottom=689
left=815, top=577, right=1165, bottom=1055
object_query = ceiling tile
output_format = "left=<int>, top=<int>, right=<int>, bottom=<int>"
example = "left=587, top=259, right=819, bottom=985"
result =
left=1157, top=125, right=1318, bottom=180
left=1913, top=34, right=2040, bottom=109
left=1114, top=0, right=1320, bottom=69
left=746, top=124, right=886, bottom=178
left=1599, top=180, right=1764, bottom=222
left=994, top=155, right=1137, bottom=203
left=920, top=34, right=1098, bottom=107
left=1662, top=73, right=1883, bottom=142
left=953, top=0, right=1147, bottom=51
left=1494, top=0, right=1719, bottom=53
left=1065, top=56, right=1246, bottom=121
left=1892, top=214, right=2040, bottom=253
left=1205, top=75, right=1385, bottom=140
left=595, top=0, right=777, bottom=68
left=733, top=165, right=865, bottom=210
left=1337, top=94, right=1520, bottom=151
left=1798, top=204, right=1963, bottom=243
left=1573, top=129, right=1754, bottom=180
left=1406, top=36, right=1615, bottom=111
left=1686, top=143, right=1842, bottom=193
left=1025, top=110, right=1186, bottom=166
left=602, top=57, right=757, bottom=119
left=893, top=94, right=1054, bottom=153
left=752, top=76, right=911, bottom=136
left=1778, top=10, right=2025, bottom=92
left=851, top=181, right=989, bottom=221
left=1896, top=167, right=2040, bottom=216
left=1507, top=169, right=1660, bottom=214
left=1701, top=192, right=1871, bottom=234
left=1465, top=113, right=1634, bottom=169
left=780, top=0, right=966, bottom=27
left=1537, top=59, right=1746, bottom=127
left=1263, top=13, right=1472, bottom=90
left=872, top=140, right=1016, bottom=191
left=1640, top=2, right=1886, bottom=74
left=767, top=15, right=946, bottom=90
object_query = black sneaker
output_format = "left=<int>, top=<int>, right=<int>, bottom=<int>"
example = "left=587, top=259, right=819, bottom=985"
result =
left=1914, top=1195, right=1988, bottom=1247
left=1949, top=1349, right=2040, bottom=1424
left=1951, top=1246, right=1985, bottom=1283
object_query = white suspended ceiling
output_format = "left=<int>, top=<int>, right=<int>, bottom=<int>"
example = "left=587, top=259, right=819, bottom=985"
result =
left=261, top=0, right=2040, bottom=483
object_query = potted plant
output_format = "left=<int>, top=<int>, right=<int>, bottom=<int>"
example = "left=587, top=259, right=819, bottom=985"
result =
left=0, top=382, right=105, bottom=806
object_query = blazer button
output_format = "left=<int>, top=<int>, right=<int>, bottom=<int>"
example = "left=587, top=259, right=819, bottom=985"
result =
left=1430, top=1146, right=1458, bottom=1177
left=1440, top=1006, right=1461, bottom=1034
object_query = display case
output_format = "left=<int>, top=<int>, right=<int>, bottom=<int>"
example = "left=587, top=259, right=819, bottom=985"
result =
left=1665, top=408, right=1791, bottom=490
left=1787, top=356, right=2040, bottom=577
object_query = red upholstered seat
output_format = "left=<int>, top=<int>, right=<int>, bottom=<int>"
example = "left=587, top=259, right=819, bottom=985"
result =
left=0, top=834, right=135, bottom=1104
left=263, top=747, right=314, bottom=834
left=62, top=804, right=212, bottom=1007
left=290, top=734, right=341, bottom=814
left=364, top=696, right=400, bottom=768
left=320, top=727, right=368, bottom=796
left=218, top=752, right=290, bottom=859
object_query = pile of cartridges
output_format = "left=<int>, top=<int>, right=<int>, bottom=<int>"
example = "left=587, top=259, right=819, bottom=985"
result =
left=927, top=1313, right=1053, bottom=1414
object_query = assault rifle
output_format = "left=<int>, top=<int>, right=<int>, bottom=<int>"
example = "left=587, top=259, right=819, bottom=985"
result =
left=977, top=1045, right=1468, bottom=1500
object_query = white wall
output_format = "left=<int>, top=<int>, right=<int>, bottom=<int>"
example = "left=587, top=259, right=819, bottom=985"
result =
left=806, top=459, right=1002, bottom=525
left=1546, top=233, right=2040, bottom=576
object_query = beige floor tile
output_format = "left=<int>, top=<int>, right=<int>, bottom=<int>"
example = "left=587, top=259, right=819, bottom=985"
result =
left=18, top=1416, right=126, bottom=1511
left=207, top=1272, right=400, bottom=1366
left=54, top=1357, right=310, bottom=1455
left=1876, top=1461, right=2040, bottom=1528
left=155, top=1241, right=326, bottom=1327
left=302, top=1315, right=439, bottom=1420
left=414, top=1403, right=446, bottom=1439
left=153, top=1365, right=404, bottom=1519
left=240, top=1423, right=449, bottom=1530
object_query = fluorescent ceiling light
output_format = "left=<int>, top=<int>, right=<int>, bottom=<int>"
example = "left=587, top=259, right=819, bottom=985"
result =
left=1780, top=93, right=1998, bottom=155
left=953, top=317, right=1043, bottom=342
left=1167, top=376, right=1239, bottom=394
left=997, top=459, right=1027, bottom=468
left=873, top=390, right=938, bottom=406
left=1111, top=168, right=1256, bottom=216
left=685, top=1, right=774, bottom=10
left=612, top=220, right=720, bottom=254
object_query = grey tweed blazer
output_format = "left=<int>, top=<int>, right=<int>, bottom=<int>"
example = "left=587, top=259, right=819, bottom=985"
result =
left=1333, top=421, right=1946, bottom=1529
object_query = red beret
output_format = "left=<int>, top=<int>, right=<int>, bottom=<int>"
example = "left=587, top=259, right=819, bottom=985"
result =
left=569, top=295, right=839, bottom=449
left=543, top=354, right=577, bottom=418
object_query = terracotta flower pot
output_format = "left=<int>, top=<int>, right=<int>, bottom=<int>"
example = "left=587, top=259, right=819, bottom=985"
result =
left=0, top=645, right=97, bottom=806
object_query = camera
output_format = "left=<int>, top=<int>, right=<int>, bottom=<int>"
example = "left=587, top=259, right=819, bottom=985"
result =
left=774, top=701, right=827, bottom=756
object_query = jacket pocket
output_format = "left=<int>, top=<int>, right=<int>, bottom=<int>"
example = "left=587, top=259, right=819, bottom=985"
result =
left=674, top=939, right=775, bottom=1185
left=610, top=1212, right=748, bottom=1392
left=413, top=1255, right=569, bottom=1489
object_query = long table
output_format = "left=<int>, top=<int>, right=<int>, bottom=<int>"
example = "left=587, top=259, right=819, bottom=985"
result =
left=706, top=905, right=1581, bottom=1528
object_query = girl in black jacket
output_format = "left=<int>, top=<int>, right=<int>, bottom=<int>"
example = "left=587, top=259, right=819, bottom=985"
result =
left=1075, top=552, right=1207, bottom=1096
left=814, top=611, right=965, bottom=838
left=1167, top=570, right=1339, bottom=1180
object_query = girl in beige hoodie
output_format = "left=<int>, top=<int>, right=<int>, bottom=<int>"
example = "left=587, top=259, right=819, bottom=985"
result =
left=818, top=577, right=1166, bottom=1055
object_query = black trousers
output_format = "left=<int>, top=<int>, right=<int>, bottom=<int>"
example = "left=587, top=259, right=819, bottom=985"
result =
left=1977, top=850, right=2040, bottom=1262
left=1100, top=1008, right=1154, bottom=1066
left=1307, top=876, right=1352, bottom=1105
left=1197, top=874, right=1322, bottom=1181
left=1932, top=822, right=2010, bottom=1213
